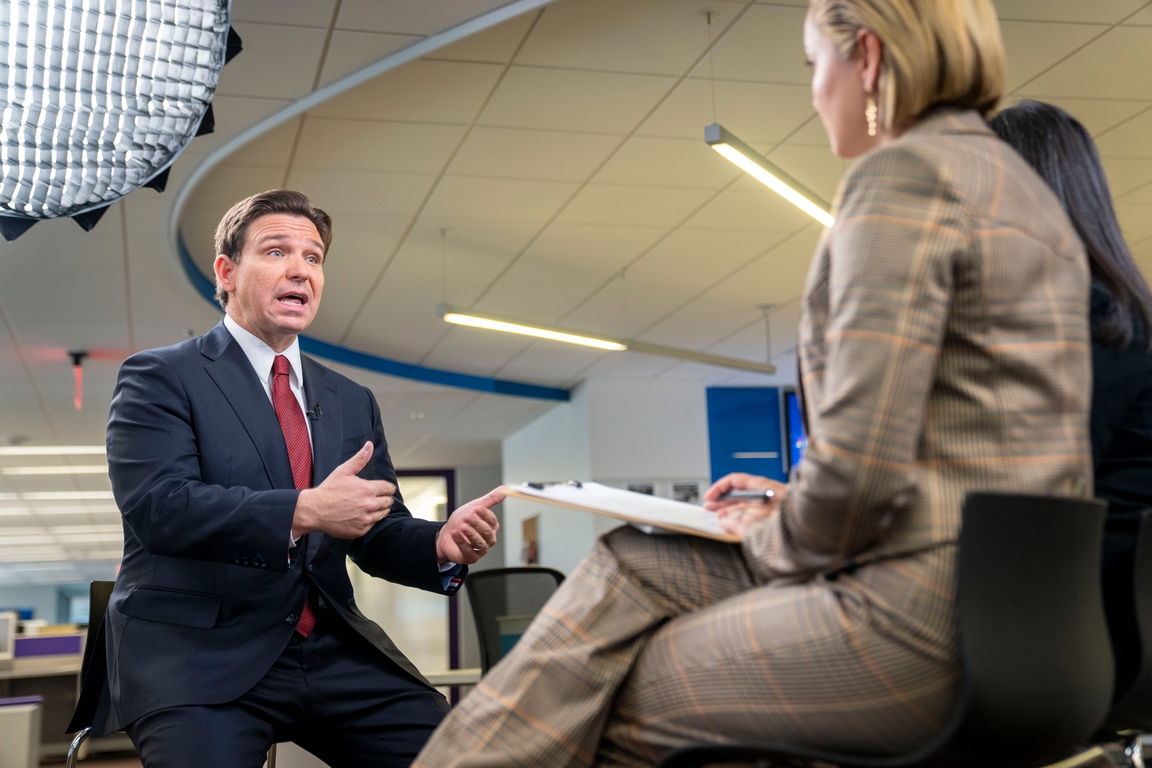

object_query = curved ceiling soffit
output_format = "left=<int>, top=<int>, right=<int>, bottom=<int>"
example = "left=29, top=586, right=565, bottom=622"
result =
left=168, top=0, right=568, bottom=402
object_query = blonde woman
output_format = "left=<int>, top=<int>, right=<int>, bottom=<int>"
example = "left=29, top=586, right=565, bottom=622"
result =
left=415, top=1, right=1092, bottom=765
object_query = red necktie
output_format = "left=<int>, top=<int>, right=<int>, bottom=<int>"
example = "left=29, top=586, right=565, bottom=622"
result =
left=272, top=355, right=317, bottom=638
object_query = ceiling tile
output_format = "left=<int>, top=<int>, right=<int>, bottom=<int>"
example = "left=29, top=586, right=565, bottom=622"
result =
left=216, top=117, right=302, bottom=169
left=1101, top=157, right=1152, bottom=198
left=317, top=31, right=423, bottom=88
left=1000, top=20, right=1109, bottom=93
left=472, top=255, right=622, bottom=327
left=303, top=214, right=414, bottom=340
left=639, top=79, right=813, bottom=145
left=193, top=96, right=294, bottom=157
left=684, top=184, right=821, bottom=232
left=293, top=119, right=469, bottom=173
left=594, top=137, right=741, bottom=190
left=337, top=0, right=517, bottom=36
left=215, top=22, right=328, bottom=100
left=478, top=67, right=677, bottom=134
left=285, top=168, right=438, bottom=218
left=312, top=60, right=505, bottom=123
left=187, top=166, right=288, bottom=215
left=429, top=13, right=536, bottom=64
left=993, top=0, right=1147, bottom=23
left=422, top=176, right=579, bottom=223
left=1126, top=6, right=1152, bottom=25
left=1018, top=26, right=1152, bottom=99
left=555, top=185, right=716, bottom=228
left=448, top=127, right=620, bottom=182
left=488, top=340, right=614, bottom=386
left=1115, top=201, right=1152, bottom=242
left=1096, top=108, right=1152, bottom=158
left=1119, top=180, right=1152, bottom=204
left=1001, top=96, right=1152, bottom=138
left=516, top=0, right=713, bottom=76
left=709, top=4, right=810, bottom=85
left=627, top=227, right=796, bottom=299
left=231, top=0, right=338, bottom=27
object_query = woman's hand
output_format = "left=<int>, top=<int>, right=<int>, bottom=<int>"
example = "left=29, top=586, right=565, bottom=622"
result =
left=704, top=473, right=788, bottom=538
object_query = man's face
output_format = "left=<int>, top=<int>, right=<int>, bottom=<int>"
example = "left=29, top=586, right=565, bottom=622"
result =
left=214, top=213, right=325, bottom=350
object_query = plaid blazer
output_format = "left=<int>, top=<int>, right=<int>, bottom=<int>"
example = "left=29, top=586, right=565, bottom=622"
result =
left=745, top=108, right=1093, bottom=584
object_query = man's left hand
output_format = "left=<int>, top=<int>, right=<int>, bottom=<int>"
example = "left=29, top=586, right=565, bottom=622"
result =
left=436, top=489, right=504, bottom=566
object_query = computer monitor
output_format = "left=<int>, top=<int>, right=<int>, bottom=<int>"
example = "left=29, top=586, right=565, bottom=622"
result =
left=783, top=391, right=807, bottom=471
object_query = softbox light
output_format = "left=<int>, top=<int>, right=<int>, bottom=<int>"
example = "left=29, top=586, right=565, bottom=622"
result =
left=0, top=0, right=240, bottom=240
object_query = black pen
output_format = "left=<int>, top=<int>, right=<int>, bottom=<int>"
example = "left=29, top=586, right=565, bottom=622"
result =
left=717, top=489, right=776, bottom=503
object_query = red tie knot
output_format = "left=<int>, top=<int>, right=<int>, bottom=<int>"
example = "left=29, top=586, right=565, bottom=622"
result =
left=273, top=355, right=290, bottom=378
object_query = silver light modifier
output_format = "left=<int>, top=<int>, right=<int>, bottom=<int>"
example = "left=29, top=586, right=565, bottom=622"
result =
left=0, top=0, right=232, bottom=233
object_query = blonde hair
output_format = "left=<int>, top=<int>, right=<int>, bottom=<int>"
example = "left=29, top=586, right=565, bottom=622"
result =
left=808, top=0, right=1006, bottom=131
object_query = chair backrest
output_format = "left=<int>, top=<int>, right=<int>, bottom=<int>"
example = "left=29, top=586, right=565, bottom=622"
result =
left=465, top=567, right=565, bottom=673
left=1105, top=509, right=1152, bottom=731
left=79, top=581, right=114, bottom=684
left=929, top=492, right=1113, bottom=767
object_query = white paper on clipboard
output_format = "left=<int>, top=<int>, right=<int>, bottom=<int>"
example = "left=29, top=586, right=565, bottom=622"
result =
left=500, top=481, right=739, bottom=543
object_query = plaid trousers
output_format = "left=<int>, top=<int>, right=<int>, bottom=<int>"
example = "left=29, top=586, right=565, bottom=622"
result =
left=415, top=526, right=960, bottom=767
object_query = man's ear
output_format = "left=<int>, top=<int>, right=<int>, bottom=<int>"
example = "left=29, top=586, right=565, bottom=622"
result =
left=856, top=28, right=883, bottom=94
left=214, top=254, right=237, bottom=294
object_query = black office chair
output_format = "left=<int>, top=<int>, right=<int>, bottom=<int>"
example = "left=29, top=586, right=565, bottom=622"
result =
left=465, top=566, right=565, bottom=673
left=64, top=582, right=279, bottom=768
left=657, top=492, right=1114, bottom=768
left=1098, top=510, right=1152, bottom=763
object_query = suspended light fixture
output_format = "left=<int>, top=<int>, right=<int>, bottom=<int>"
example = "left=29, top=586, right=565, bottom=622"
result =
left=0, top=0, right=242, bottom=240
left=705, top=124, right=834, bottom=227
left=438, top=304, right=776, bottom=374
left=0, top=445, right=106, bottom=456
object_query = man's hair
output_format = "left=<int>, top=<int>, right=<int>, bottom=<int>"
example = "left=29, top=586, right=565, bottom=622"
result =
left=213, top=189, right=333, bottom=308
left=808, top=0, right=1006, bottom=131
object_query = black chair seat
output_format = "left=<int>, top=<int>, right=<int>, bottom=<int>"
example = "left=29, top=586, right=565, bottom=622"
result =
left=658, top=493, right=1114, bottom=768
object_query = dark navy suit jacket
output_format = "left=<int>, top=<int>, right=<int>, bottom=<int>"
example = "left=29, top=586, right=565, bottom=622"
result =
left=86, top=321, right=460, bottom=734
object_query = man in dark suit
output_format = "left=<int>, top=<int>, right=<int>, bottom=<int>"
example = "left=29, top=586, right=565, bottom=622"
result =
left=82, top=190, right=503, bottom=768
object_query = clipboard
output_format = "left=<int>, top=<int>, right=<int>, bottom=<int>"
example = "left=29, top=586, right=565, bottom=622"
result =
left=500, top=481, right=740, bottom=543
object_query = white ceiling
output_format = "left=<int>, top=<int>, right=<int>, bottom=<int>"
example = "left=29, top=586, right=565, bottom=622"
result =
left=2, top=0, right=1152, bottom=585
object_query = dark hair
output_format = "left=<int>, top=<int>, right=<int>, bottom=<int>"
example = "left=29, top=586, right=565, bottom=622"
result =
left=990, top=101, right=1152, bottom=351
left=213, top=189, right=333, bottom=308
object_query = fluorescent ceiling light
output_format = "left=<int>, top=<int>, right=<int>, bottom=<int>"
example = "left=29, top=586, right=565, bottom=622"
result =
left=440, top=305, right=627, bottom=351
left=438, top=305, right=776, bottom=375
left=16, top=492, right=116, bottom=501
left=1, top=465, right=109, bottom=476
left=705, top=123, right=835, bottom=228
left=0, top=446, right=106, bottom=456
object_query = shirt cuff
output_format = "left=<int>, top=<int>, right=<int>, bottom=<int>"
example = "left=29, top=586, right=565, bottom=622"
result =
left=439, top=562, right=463, bottom=592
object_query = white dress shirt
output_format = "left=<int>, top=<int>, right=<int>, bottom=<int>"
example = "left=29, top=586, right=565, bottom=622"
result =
left=223, top=315, right=313, bottom=449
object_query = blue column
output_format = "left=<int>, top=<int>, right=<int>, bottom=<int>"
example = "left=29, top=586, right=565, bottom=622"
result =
left=705, top=388, right=787, bottom=483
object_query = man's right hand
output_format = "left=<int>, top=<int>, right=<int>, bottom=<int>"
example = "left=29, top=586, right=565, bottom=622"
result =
left=292, top=442, right=395, bottom=539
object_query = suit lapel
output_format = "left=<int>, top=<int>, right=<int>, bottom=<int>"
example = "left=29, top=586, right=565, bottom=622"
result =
left=302, top=355, right=341, bottom=564
left=200, top=323, right=295, bottom=491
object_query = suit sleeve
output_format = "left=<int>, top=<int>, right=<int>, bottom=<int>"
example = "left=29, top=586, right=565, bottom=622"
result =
left=108, top=351, right=299, bottom=572
left=348, top=386, right=465, bottom=594
left=743, top=145, right=961, bottom=580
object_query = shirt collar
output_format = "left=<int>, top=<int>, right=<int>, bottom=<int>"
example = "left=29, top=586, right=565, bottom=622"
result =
left=222, top=315, right=304, bottom=390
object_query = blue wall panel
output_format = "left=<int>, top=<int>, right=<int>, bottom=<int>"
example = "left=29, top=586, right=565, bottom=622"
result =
left=706, top=388, right=787, bottom=483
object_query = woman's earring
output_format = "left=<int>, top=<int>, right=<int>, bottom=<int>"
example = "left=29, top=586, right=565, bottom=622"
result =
left=866, top=94, right=878, bottom=137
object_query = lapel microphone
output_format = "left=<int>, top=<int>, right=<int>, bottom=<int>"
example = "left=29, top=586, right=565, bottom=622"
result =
left=306, top=403, right=322, bottom=420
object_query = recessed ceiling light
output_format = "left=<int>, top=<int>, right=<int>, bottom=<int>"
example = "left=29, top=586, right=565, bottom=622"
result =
left=705, top=123, right=835, bottom=228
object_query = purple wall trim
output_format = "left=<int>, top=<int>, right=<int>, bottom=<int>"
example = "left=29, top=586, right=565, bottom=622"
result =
left=14, top=634, right=83, bottom=657
left=0, top=696, right=44, bottom=707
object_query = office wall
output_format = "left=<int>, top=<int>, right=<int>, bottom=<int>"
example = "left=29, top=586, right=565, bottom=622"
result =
left=502, top=380, right=711, bottom=578
left=0, top=585, right=73, bottom=624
